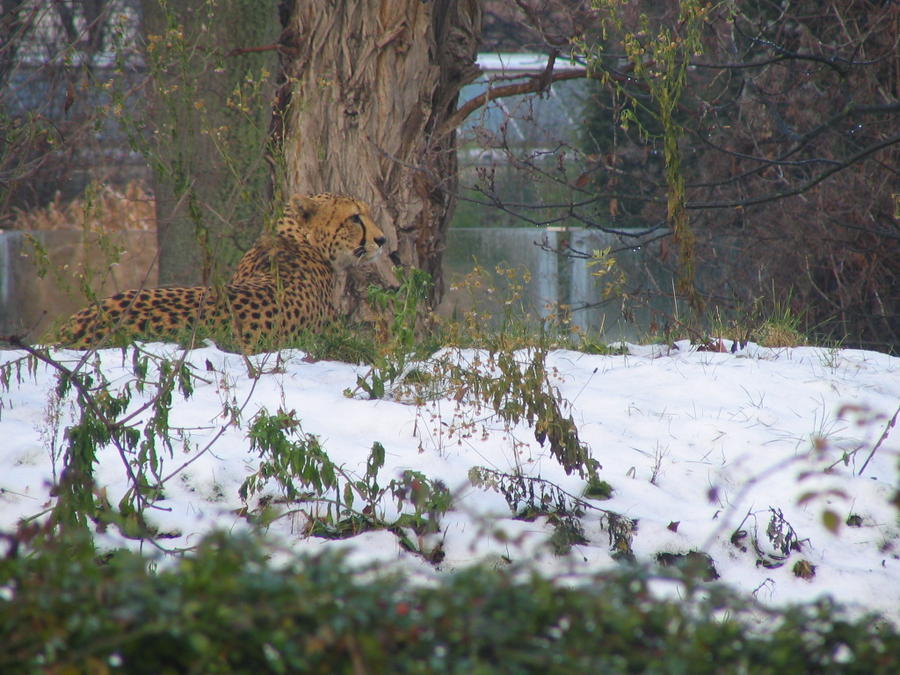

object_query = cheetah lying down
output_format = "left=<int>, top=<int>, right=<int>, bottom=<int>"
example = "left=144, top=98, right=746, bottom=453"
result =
left=57, top=193, right=390, bottom=351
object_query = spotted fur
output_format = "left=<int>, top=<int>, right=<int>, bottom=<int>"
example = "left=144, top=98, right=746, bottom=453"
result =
left=57, top=193, right=388, bottom=351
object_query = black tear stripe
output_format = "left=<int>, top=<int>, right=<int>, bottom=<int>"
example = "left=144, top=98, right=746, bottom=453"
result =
left=356, top=221, right=366, bottom=251
left=341, top=217, right=366, bottom=257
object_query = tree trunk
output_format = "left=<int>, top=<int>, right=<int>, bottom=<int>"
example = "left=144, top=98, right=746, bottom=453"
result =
left=274, top=0, right=482, bottom=307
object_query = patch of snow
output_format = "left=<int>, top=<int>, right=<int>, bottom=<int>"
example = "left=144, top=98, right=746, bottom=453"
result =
left=1, top=341, right=897, bottom=622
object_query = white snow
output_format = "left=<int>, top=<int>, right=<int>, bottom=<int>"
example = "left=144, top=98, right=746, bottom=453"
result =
left=1, top=340, right=897, bottom=623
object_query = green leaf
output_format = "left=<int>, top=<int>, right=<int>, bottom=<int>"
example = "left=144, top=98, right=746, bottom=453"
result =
left=343, top=482, right=354, bottom=509
left=822, top=510, right=841, bottom=534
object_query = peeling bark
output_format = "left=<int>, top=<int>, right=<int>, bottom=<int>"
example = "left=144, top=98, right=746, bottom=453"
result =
left=274, top=0, right=482, bottom=307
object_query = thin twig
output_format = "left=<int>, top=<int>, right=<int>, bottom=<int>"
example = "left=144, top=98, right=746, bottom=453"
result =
left=858, top=403, right=899, bottom=477
left=7, top=337, right=147, bottom=508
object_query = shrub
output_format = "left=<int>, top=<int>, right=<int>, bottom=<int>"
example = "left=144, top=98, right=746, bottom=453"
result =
left=0, top=530, right=896, bottom=674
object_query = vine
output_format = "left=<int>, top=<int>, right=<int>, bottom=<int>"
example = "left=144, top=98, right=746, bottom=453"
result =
left=584, top=0, right=713, bottom=313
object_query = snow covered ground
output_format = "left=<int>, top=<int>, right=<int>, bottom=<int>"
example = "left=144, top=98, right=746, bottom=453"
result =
left=1, top=340, right=897, bottom=623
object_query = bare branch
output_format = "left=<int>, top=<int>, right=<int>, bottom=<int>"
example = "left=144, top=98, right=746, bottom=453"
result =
left=227, top=43, right=281, bottom=57
left=687, top=134, right=900, bottom=210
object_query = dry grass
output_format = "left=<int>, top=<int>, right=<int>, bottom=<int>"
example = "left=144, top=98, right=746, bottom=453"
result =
left=754, top=321, right=807, bottom=348
left=9, top=181, right=156, bottom=232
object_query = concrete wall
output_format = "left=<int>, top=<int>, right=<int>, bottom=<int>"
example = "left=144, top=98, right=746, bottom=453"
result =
left=441, top=227, right=675, bottom=342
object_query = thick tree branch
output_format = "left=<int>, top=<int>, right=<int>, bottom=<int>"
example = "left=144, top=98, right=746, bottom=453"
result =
left=440, top=59, right=587, bottom=135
